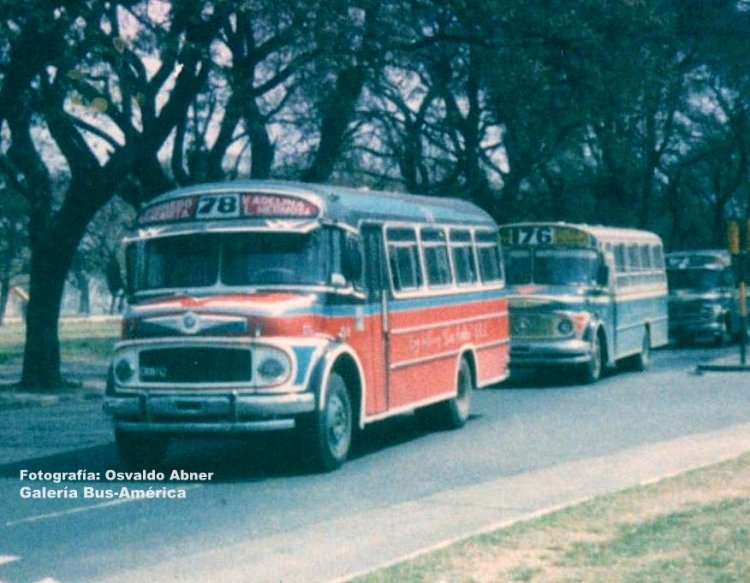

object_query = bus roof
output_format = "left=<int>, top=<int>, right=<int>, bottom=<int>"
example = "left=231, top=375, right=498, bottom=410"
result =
left=136, top=180, right=496, bottom=233
left=499, top=222, right=663, bottom=246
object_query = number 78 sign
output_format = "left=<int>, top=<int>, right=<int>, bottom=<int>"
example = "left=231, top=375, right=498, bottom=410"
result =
left=195, top=194, right=241, bottom=219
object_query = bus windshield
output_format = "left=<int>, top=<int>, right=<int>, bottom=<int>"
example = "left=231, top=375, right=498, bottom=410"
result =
left=133, top=231, right=326, bottom=292
left=667, top=268, right=727, bottom=291
left=505, top=248, right=599, bottom=286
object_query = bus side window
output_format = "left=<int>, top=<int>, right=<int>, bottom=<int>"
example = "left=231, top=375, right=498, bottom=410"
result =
left=450, top=229, right=477, bottom=286
left=640, top=245, right=651, bottom=269
left=386, top=227, right=423, bottom=292
left=362, top=225, right=385, bottom=300
left=652, top=245, right=665, bottom=282
left=422, top=228, right=452, bottom=287
left=476, top=230, right=503, bottom=284
left=627, top=244, right=641, bottom=285
left=640, top=244, right=652, bottom=284
left=614, top=243, right=628, bottom=288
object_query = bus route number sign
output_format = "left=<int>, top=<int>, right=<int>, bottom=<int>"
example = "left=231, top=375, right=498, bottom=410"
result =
left=195, top=194, right=241, bottom=220
left=506, top=226, right=553, bottom=245
left=503, top=226, right=589, bottom=246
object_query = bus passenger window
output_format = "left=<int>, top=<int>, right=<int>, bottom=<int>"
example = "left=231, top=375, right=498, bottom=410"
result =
left=628, top=245, right=641, bottom=270
left=422, top=229, right=451, bottom=287
left=450, top=230, right=477, bottom=285
left=614, top=244, right=628, bottom=287
left=640, top=245, right=651, bottom=270
left=652, top=246, right=665, bottom=268
left=476, top=231, right=503, bottom=283
left=387, top=228, right=423, bottom=291
left=652, top=245, right=666, bottom=282
left=614, top=244, right=626, bottom=272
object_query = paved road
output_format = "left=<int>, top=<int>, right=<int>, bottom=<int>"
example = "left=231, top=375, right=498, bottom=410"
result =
left=1, top=345, right=749, bottom=582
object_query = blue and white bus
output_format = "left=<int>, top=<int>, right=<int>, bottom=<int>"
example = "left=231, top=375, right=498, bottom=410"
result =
left=499, top=223, right=668, bottom=382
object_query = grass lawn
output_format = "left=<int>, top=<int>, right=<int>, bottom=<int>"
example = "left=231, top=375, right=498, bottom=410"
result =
left=356, top=454, right=750, bottom=582
left=0, top=318, right=120, bottom=363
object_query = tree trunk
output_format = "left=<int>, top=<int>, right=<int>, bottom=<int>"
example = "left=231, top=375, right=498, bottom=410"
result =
left=0, top=274, right=9, bottom=326
left=20, top=246, right=69, bottom=390
left=20, top=201, right=88, bottom=391
left=302, top=66, right=366, bottom=183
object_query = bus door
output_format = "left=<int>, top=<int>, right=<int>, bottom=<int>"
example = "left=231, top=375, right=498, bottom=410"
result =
left=361, top=224, right=390, bottom=414
left=601, top=250, right=618, bottom=360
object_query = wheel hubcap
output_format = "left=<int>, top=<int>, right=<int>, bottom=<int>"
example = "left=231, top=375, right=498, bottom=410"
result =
left=327, top=394, right=350, bottom=453
left=591, top=336, right=601, bottom=377
left=456, top=371, right=471, bottom=417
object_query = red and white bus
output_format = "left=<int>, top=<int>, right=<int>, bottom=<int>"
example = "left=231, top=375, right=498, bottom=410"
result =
left=104, top=180, right=509, bottom=470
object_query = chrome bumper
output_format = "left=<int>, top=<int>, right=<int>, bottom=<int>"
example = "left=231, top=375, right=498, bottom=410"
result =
left=510, top=338, right=592, bottom=367
left=103, top=391, right=315, bottom=433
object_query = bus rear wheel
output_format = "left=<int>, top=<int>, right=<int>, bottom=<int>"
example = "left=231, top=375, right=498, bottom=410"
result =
left=298, top=372, right=353, bottom=472
left=627, top=327, right=651, bottom=371
left=419, top=359, right=473, bottom=430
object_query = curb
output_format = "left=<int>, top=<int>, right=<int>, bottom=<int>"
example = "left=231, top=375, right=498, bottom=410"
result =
left=696, top=363, right=750, bottom=373
left=0, top=388, right=103, bottom=410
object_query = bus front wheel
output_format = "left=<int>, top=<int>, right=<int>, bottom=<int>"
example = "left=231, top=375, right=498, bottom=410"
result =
left=579, top=332, right=604, bottom=384
left=299, top=372, right=353, bottom=472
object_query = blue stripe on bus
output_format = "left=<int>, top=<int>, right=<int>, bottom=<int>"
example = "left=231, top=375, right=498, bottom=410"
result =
left=292, top=346, right=316, bottom=386
left=275, top=288, right=508, bottom=318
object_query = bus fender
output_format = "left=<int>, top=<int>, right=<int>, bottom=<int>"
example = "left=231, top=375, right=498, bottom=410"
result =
left=312, top=342, right=366, bottom=425
left=589, top=321, right=613, bottom=367
left=583, top=316, right=612, bottom=367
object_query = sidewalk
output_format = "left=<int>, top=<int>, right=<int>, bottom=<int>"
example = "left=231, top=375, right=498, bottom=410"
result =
left=0, top=357, right=107, bottom=410
left=695, top=346, right=750, bottom=373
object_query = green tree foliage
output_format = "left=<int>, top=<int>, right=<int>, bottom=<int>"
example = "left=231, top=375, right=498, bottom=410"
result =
left=0, top=0, right=216, bottom=389
left=2, top=0, right=750, bottom=389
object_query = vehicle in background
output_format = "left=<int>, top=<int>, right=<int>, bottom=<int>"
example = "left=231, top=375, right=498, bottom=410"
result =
left=499, top=223, right=668, bottom=383
left=104, top=180, right=509, bottom=471
left=666, top=250, right=740, bottom=345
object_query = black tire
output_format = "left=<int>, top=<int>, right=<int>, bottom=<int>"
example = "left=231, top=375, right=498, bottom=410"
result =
left=299, top=372, right=353, bottom=472
left=115, top=429, right=169, bottom=469
left=579, top=331, right=604, bottom=384
left=628, top=327, right=651, bottom=371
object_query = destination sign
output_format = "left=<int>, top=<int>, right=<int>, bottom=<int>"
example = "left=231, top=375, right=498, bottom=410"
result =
left=139, top=192, right=320, bottom=225
left=500, top=226, right=591, bottom=247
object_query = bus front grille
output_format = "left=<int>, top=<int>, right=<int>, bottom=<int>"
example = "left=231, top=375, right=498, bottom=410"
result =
left=511, top=313, right=554, bottom=338
left=139, top=347, right=252, bottom=384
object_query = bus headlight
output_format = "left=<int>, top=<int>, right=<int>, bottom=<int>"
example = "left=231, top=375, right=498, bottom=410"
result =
left=253, top=347, right=291, bottom=386
left=701, top=304, right=722, bottom=321
left=555, top=311, right=592, bottom=338
left=114, top=356, right=136, bottom=384
left=557, top=318, right=574, bottom=335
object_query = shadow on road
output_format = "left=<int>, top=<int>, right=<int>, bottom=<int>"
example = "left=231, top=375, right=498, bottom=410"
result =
left=0, top=412, right=464, bottom=482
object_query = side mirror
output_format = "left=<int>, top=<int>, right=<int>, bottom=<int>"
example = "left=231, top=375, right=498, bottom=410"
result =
left=123, top=244, right=137, bottom=298
left=342, top=234, right=362, bottom=283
